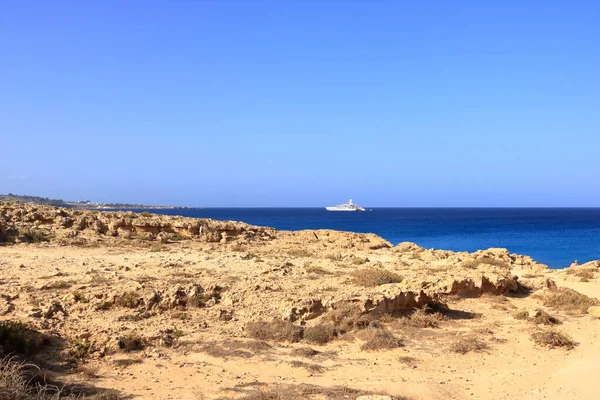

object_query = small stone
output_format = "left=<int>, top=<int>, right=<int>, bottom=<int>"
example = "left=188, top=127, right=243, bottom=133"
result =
left=588, top=306, right=600, bottom=318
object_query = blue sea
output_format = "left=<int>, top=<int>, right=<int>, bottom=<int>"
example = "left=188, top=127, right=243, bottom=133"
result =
left=130, top=208, right=600, bottom=269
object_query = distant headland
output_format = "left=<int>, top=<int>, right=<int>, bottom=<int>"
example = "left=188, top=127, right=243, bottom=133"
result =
left=0, top=193, right=188, bottom=210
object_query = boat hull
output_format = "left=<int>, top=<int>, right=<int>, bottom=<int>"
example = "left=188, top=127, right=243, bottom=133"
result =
left=325, top=207, right=365, bottom=211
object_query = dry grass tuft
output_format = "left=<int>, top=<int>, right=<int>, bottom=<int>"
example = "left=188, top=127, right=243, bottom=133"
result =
left=530, top=309, right=562, bottom=325
left=513, top=310, right=530, bottom=320
left=199, top=339, right=272, bottom=359
left=540, top=287, right=600, bottom=314
left=288, top=249, right=312, bottom=258
left=42, top=281, right=73, bottom=290
left=288, top=360, right=325, bottom=373
left=304, top=265, right=331, bottom=275
left=531, top=329, right=575, bottom=349
left=0, top=356, right=73, bottom=399
left=358, top=329, right=403, bottom=351
left=352, top=268, right=402, bottom=287
left=450, top=337, right=488, bottom=354
left=403, top=307, right=446, bottom=328
left=351, top=256, right=369, bottom=265
left=567, top=268, right=596, bottom=280
left=303, top=324, right=336, bottom=344
left=246, top=320, right=303, bottom=343
left=290, top=347, right=320, bottom=358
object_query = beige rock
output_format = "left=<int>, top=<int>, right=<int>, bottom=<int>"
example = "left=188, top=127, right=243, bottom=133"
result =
left=588, top=306, right=600, bottom=318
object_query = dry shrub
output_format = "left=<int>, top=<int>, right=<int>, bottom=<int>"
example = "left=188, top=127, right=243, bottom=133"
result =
left=403, top=307, right=445, bottom=328
left=358, top=329, right=402, bottom=351
left=290, top=347, right=320, bottom=358
left=540, top=287, right=600, bottom=314
left=351, top=257, right=369, bottom=265
left=303, top=324, right=336, bottom=345
left=117, top=333, right=145, bottom=352
left=304, top=265, right=331, bottom=275
left=0, top=321, right=46, bottom=355
left=246, top=320, right=303, bottom=343
left=199, top=339, right=271, bottom=359
left=566, top=268, right=596, bottom=279
left=324, top=253, right=343, bottom=261
left=114, top=291, right=143, bottom=308
left=42, top=281, right=73, bottom=290
left=288, top=360, right=325, bottom=373
left=352, top=268, right=402, bottom=287
left=450, top=337, right=488, bottom=354
left=69, top=339, right=93, bottom=359
left=0, top=356, right=74, bottom=400
left=288, top=249, right=312, bottom=258
left=513, top=310, right=529, bottom=320
left=530, top=309, right=562, bottom=325
left=325, top=304, right=379, bottom=333
left=531, top=329, right=575, bottom=349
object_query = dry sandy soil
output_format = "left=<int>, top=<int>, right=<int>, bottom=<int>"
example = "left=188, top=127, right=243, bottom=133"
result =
left=1, top=203, right=600, bottom=399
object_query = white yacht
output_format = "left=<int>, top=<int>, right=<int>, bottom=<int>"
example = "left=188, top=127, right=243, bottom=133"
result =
left=325, top=199, right=365, bottom=212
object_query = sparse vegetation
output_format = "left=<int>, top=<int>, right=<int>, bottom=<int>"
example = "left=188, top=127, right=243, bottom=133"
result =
left=461, top=257, right=509, bottom=269
left=530, top=309, right=562, bottom=325
left=450, top=337, right=489, bottom=354
left=304, top=265, right=331, bottom=275
left=289, top=360, right=324, bottom=373
left=18, top=228, right=51, bottom=243
left=540, top=287, right=600, bottom=314
left=72, top=291, right=89, bottom=303
left=288, top=249, right=312, bottom=258
left=303, top=324, right=336, bottom=344
left=42, top=281, right=72, bottom=290
left=117, top=333, right=145, bottom=352
left=531, top=329, right=575, bottom=349
left=114, top=291, right=143, bottom=308
left=246, top=320, right=303, bottom=343
left=233, top=384, right=407, bottom=400
left=403, top=307, right=446, bottom=328
left=351, top=268, right=402, bottom=287
left=567, top=268, right=595, bottom=280
left=513, top=310, right=530, bottom=320
left=199, top=340, right=272, bottom=359
left=351, top=256, right=369, bottom=265
left=290, top=347, right=320, bottom=358
left=0, top=321, right=46, bottom=355
left=0, top=356, right=73, bottom=399
left=358, top=328, right=403, bottom=351
left=69, top=339, right=93, bottom=359
left=140, top=212, right=152, bottom=218
left=325, top=304, right=379, bottom=333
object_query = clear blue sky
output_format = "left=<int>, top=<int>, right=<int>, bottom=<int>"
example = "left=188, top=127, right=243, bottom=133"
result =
left=1, top=0, right=599, bottom=207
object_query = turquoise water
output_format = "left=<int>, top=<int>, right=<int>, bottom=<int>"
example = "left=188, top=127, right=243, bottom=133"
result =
left=130, top=208, right=600, bottom=269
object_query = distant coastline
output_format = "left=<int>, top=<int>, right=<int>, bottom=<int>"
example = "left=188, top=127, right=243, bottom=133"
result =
left=0, top=193, right=187, bottom=210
